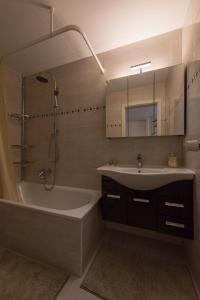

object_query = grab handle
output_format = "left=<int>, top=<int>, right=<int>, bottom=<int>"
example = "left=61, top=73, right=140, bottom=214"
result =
left=165, top=221, right=185, bottom=229
left=107, top=194, right=120, bottom=199
left=164, top=202, right=184, bottom=208
left=133, top=198, right=150, bottom=204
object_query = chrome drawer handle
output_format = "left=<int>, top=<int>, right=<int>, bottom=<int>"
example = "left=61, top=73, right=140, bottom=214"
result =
left=133, top=198, right=150, bottom=203
left=164, top=202, right=184, bottom=208
left=107, top=194, right=120, bottom=199
left=165, top=221, right=185, bottom=229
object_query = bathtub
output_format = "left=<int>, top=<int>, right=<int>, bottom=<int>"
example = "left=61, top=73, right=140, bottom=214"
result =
left=0, top=182, right=103, bottom=276
left=19, top=181, right=101, bottom=220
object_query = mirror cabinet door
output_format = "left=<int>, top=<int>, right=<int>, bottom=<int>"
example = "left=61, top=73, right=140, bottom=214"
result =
left=155, top=64, right=185, bottom=136
left=127, top=71, right=156, bottom=137
left=106, top=76, right=128, bottom=137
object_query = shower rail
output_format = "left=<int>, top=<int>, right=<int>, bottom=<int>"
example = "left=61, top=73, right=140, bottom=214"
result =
left=1, top=24, right=105, bottom=75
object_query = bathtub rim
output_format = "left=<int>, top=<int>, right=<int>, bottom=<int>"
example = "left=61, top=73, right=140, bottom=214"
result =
left=0, top=182, right=101, bottom=222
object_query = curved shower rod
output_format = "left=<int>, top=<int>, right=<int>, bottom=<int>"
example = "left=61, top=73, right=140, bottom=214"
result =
left=1, top=24, right=105, bottom=76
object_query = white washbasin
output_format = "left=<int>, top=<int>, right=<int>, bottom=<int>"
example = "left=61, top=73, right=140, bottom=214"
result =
left=97, top=165, right=195, bottom=190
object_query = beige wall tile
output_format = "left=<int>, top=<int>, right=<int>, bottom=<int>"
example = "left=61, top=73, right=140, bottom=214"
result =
left=43, top=215, right=82, bottom=275
left=0, top=203, right=44, bottom=260
left=82, top=206, right=104, bottom=271
left=100, top=29, right=182, bottom=80
left=0, top=201, right=92, bottom=276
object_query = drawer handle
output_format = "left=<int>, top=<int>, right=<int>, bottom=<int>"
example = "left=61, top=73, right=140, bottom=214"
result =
left=133, top=198, right=150, bottom=203
left=107, top=194, right=120, bottom=199
left=164, top=202, right=184, bottom=208
left=165, top=221, right=185, bottom=229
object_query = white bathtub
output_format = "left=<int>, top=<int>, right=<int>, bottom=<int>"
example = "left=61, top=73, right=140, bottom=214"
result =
left=19, top=181, right=100, bottom=220
left=0, top=182, right=103, bottom=275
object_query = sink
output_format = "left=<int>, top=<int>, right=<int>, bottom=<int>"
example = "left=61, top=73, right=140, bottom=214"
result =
left=97, top=165, right=195, bottom=190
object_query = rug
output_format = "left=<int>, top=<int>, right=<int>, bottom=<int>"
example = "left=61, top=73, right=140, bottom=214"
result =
left=81, top=230, right=197, bottom=300
left=0, top=247, right=70, bottom=300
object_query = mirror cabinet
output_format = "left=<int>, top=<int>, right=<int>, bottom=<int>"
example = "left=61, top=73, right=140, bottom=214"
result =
left=106, top=64, right=185, bottom=138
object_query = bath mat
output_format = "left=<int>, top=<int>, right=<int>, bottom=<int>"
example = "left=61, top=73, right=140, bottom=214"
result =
left=81, top=230, right=197, bottom=300
left=0, top=246, right=70, bottom=300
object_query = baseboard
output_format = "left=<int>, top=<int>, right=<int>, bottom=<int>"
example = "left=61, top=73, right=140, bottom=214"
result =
left=104, top=221, right=184, bottom=245
left=188, top=267, right=200, bottom=299
left=81, top=238, right=103, bottom=277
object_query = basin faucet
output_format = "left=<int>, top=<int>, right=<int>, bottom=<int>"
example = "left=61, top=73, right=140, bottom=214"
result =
left=137, top=154, right=142, bottom=169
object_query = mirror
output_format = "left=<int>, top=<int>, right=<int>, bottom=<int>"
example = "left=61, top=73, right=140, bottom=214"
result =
left=106, top=64, right=185, bottom=137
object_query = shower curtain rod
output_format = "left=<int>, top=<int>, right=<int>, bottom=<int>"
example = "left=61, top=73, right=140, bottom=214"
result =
left=1, top=24, right=105, bottom=75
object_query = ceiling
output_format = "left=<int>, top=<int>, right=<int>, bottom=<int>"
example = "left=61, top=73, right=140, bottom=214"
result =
left=0, top=0, right=190, bottom=75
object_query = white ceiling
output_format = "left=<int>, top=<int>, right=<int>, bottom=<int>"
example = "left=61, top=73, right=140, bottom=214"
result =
left=0, top=0, right=190, bottom=75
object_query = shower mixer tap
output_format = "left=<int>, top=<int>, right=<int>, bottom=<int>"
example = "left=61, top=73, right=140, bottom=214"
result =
left=38, top=168, right=52, bottom=180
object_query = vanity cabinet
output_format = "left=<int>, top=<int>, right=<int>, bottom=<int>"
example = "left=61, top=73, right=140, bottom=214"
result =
left=101, top=176, right=193, bottom=239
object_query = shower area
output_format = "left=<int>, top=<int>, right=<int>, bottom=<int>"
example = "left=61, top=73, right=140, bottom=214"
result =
left=23, top=72, right=60, bottom=191
left=10, top=6, right=106, bottom=190
left=0, top=6, right=105, bottom=276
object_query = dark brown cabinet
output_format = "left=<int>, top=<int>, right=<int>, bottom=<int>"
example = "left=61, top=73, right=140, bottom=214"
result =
left=100, top=176, right=194, bottom=239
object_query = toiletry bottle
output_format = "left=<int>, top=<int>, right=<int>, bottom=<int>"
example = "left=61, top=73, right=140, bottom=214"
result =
left=108, top=159, right=118, bottom=166
left=168, top=153, right=178, bottom=168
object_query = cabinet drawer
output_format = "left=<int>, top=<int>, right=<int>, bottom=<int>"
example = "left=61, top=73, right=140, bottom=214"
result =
left=127, top=196, right=156, bottom=230
left=158, top=198, right=192, bottom=219
left=101, top=195, right=127, bottom=224
left=158, top=215, right=193, bottom=239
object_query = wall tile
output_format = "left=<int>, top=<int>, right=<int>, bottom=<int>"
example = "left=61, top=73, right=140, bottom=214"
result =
left=182, top=0, right=200, bottom=291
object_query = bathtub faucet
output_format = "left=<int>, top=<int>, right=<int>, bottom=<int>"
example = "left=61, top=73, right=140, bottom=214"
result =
left=38, top=168, right=52, bottom=180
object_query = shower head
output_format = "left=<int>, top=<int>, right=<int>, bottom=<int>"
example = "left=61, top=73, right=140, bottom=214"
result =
left=35, top=72, right=59, bottom=108
left=36, top=75, right=49, bottom=83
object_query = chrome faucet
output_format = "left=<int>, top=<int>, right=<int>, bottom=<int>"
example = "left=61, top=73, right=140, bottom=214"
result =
left=137, top=154, right=142, bottom=169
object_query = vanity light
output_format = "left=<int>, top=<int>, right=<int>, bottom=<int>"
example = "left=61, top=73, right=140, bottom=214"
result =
left=130, top=61, right=151, bottom=73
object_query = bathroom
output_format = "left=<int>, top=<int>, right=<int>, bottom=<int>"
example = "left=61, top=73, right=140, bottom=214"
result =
left=0, top=0, right=199, bottom=299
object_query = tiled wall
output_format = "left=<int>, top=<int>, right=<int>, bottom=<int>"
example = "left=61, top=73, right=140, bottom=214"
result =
left=99, top=29, right=182, bottom=80
left=24, top=29, right=183, bottom=190
left=182, top=0, right=200, bottom=291
left=4, top=65, right=22, bottom=182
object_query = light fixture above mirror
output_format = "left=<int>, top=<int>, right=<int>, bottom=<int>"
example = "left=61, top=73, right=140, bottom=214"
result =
left=130, top=61, right=152, bottom=74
